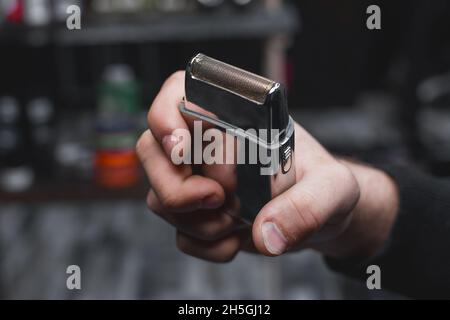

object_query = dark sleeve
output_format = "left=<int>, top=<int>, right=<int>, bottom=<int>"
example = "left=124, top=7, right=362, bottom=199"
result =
left=325, top=165, right=450, bottom=299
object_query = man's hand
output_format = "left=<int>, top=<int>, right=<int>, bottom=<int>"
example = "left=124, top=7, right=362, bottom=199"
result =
left=136, top=71, right=399, bottom=262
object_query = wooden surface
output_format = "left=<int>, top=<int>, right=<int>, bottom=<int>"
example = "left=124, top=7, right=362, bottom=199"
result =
left=0, top=180, right=149, bottom=203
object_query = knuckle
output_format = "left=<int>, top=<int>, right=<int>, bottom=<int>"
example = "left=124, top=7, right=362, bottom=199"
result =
left=214, top=251, right=238, bottom=263
left=176, top=233, right=190, bottom=253
left=334, top=162, right=353, bottom=181
left=146, top=192, right=153, bottom=209
left=197, top=225, right=226, bottom=242
left=146, top=191, right=157, bottom=212
left=215, top=239, right=240, bottom=263
left=147, top=104, right=158, bottom=127
left=287, top=191, right=321, bottom=239
left=159, top=192, right=182, bottom=211
left=168, top=70, right=185, bottom=82
left=302, top=200, right=322, bottom=233
left=176, top=232, right=239, bottom=263
left=196, top=229, right=218, bottom=242
left=147, top=71, right=185, bottom=129
left=135, top=131, right=151, bottom=161
left=163, top=71, right=185, bottom=90
left=198, top=216, right=232, bottom=241
left=334, top=162, right=360, bottom=208
left=329, top=162, right=359, bottom=195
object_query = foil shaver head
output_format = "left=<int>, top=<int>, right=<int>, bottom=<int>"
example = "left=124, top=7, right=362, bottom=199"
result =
left=183, top=53, right=291, bottom=145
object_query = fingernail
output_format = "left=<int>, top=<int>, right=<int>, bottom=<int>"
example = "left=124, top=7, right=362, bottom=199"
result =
left=162, top=134, right=180, bottom=158
left=262, top=222, right=288, bottom=255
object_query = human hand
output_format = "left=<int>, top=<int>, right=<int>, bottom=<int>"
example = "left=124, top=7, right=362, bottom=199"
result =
left=136, top=71, right=399, bottom=262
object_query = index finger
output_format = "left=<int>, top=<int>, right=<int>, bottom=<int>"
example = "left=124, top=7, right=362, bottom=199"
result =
left=147, top=71, right=189, bottom=144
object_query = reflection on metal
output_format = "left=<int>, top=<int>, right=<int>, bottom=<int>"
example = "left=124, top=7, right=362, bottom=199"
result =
left=182, top=53, right=296, bottom=224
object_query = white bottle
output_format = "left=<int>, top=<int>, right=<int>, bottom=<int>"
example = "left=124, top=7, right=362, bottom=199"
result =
left=23, top=0, right=51, bottom=26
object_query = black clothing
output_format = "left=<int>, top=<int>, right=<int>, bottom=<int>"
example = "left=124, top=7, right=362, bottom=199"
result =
left=327, top=165, right=450, bottom=299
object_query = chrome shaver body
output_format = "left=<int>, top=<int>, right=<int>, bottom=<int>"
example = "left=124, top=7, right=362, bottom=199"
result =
left=180, top=53, right=296, bottom=224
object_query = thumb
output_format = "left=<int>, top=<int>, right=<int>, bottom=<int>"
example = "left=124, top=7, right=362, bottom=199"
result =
left=252, top=164, right=358, bottom=256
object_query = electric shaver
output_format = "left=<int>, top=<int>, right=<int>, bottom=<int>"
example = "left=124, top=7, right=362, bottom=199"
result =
left=180, top=53, right=296, bottom=224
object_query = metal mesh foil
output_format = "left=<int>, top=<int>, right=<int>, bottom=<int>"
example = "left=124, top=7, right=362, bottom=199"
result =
left=190, top=54, right=275, bottom=105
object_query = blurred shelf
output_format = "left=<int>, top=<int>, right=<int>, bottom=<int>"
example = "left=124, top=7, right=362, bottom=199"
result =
left=0, top=6, right=299, bottom=47
left=0, top=180, right=149, bottom=203
left=0, top=24, right=53, bottom=46
left=57, top=6, right=299, bottom=45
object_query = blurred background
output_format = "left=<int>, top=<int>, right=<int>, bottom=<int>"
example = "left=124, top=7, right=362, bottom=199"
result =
left=0, top=0, right=449, bottom=299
